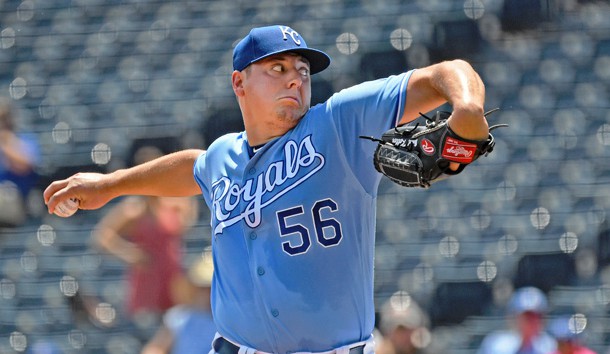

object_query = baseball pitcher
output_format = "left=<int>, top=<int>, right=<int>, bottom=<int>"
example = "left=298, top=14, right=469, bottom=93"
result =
left=45, top=25, right=501, bottom=354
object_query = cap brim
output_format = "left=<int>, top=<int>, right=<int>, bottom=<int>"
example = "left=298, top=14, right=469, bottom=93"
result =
left=289, top=48, right=331, bottom=74
left=248, top=48, right=331, bottom=75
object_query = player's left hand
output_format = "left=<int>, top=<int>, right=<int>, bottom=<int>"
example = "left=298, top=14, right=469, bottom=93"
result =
left=361, top=109, right=507, bottom=188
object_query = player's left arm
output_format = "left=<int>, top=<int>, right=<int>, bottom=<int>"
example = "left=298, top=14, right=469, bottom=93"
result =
left=400, top=59, right=488, bottom=141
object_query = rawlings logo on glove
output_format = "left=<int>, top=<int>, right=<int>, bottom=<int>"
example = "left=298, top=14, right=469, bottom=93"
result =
left=361, top=109, right=507, bottom=188
left=443, top=137, right=477, bottom=162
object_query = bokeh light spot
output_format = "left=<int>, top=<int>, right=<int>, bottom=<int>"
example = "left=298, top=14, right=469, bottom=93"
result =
left=477, top=260, right=497, bottom=282
left=390, top=28, right=412, bottom=50
left=59, top=275, right=79, bottom=297
left=37, top=225, right=56, bottom=246
left=91, top=143, right=112, bottom=165
left=52, top=122, right=72, bottom=144
left=559, top=232, right=578, bottom=253
left=336, top=33, right=359, bottom=55
left=439, top=236, right=460, bottom=257
left=1, top=28, right=16, bottom=49
left=530, top=207, right=551, bottom=230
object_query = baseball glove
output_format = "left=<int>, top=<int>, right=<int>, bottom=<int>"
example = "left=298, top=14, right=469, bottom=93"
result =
left=361, top=109, right=507, bottom=188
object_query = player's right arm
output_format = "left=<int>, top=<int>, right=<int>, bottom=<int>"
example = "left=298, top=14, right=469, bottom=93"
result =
left=43, top=149, right=205, bottom=215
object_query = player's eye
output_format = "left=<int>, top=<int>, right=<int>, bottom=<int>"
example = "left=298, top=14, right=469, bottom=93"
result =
left=299, top=68, right=309, bottom=77
left=271, top=64, right=283, bottom=72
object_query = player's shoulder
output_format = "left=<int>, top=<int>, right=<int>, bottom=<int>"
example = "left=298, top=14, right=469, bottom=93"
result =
left=319, top=72, right=411, bottom=117
left=207, top=132, right=244, bottom=152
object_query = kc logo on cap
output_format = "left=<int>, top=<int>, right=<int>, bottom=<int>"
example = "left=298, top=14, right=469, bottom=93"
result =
left=279, top=26, right=302, bottom=46
left=233, top=25, right=331, bottom=74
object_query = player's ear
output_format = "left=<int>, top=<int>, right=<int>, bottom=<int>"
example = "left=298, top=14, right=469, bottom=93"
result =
left=232, top=70, right=245, bottom=96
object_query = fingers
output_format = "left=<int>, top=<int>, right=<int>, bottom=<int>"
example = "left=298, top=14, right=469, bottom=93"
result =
left=44, top=176, right=88, bottom=214
left=44, top=173, right=112, bottom=214
left=43, top=179, right=67, bottom=203
left=448, top=162, right=461, bottom=171
left=43, top=179, right=72, bottom=214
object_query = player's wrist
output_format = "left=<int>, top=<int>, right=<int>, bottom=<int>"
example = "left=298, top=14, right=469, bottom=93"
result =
left=446, top=107, right=489, bottom=141
left=104, top=170, right=130, bottom=200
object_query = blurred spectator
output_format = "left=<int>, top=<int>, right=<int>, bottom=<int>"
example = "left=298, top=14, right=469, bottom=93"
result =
left=376, top=291, right=431, bottom=354
left=93, top=145, right=199, bottom=320
left=477, top=286, right=557, bottom=354
left=27, top=340, right=62, bottom=354
left=141, top=248, right=217, bottom=354
left=548, top=316, right=596, bottom=354
left=0, top=97, right=40, bottom=227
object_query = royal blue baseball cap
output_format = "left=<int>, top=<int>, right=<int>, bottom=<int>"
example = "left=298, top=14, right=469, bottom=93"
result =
left=548, top=316, right=578, bottom=341
left=233, top=25, right=331, bottom=74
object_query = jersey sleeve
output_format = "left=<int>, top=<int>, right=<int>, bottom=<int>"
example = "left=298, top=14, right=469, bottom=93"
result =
left=193, top=150, right=211, bottom=206
left=327, top=71, right=413, bottom=141
left=320, top=70, right=413, bottom=192
left=193, top=133, right=244, bottom=209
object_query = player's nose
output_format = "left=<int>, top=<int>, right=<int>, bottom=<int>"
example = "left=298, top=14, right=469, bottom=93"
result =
left=286, top=70, right=303, bottom=89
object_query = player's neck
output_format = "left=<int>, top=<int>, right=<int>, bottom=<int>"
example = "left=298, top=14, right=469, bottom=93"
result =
left=244, top=127, right=288, bottom=147
left=242, top=109, right=302, bottom=146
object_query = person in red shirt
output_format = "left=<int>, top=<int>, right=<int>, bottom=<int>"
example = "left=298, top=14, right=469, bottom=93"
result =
left=93, top=146, right=198, bottom=319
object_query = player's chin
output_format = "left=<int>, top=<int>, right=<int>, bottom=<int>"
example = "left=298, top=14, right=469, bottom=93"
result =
left=276, top=107, right=308, bottom=123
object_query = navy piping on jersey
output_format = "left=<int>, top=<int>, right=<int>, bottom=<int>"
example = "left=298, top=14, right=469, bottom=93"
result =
left=246, top=143, right=265, bottom=158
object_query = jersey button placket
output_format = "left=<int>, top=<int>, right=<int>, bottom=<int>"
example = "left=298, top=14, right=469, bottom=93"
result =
left=257, top=266, right=265, bottom=276
left=271, top=309, right=279, bottom=317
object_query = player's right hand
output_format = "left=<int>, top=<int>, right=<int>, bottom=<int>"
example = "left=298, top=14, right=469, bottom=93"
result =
left=44, top=172, right=114, bottom=215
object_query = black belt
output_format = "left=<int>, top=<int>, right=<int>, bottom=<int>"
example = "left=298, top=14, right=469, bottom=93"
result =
left=213, top=337, right=365, bottom=354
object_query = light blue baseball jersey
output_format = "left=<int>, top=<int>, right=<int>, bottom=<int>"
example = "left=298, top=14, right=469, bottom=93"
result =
left=194, top=70, right=413, bottom=354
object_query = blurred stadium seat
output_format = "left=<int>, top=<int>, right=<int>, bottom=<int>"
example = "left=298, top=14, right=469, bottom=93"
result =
left=513, top=253, right=577, bottom=293
left=597, top=222, right=610, bottom=269
left=429, top=19, right=482, bottom=63
left=428, top=281, right=493, bottom=327
left=359, top=50, right=408, bottom=81
left=500, top=0, right=557, bottom=32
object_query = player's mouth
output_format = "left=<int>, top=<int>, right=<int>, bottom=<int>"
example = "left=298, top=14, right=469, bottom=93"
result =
left=278, top=95, right=300, bottom=105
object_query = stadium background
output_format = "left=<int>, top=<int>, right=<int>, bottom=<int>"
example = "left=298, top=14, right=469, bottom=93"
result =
left=1, top=0, right=610, bottom=352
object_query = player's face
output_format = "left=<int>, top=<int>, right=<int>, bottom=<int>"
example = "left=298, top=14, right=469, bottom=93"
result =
left=241, top=53, right=312, bottom=130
